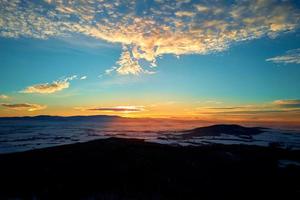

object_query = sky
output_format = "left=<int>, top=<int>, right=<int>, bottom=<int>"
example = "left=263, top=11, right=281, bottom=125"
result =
left=0, top=0, right=300, bottom=124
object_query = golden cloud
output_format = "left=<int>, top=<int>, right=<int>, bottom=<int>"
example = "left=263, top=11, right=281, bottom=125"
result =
left=1, top=0, right=299, bottom=74
left=1, top=103, right=46, bottom=111
left=21, top=75, right=76, bottom=94
left=76, top=105, right=146, bottom=113
left=273, top=99, right=300, bottom=108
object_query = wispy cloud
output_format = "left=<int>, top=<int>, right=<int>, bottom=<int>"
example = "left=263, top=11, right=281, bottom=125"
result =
left=1, top=103, right=46, bottom=111
left=0, top=0, right=299, bottom=74
left=197, top=100, right=223, bottom=105
left=266, top=49, right=300, bottom=64
left=77, top=106, right=145, bottom=113
left=196, top=99, right=300, bottom=115
left=80, top=75, right=87, bottom=80
left=21, top=75, right=77, bottom=94
left=0, top=94, right=9, bottom=99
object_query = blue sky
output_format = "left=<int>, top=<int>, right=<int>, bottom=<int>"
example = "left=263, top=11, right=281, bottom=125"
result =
left=0, top=0, right=300, bottom=123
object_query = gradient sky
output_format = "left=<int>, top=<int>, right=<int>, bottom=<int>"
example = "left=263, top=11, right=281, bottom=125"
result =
left=0, top=0, right=300, bottom=123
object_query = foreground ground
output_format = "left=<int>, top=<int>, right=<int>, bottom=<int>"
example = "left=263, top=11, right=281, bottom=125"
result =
left=0, top=137, right=300, bottom=199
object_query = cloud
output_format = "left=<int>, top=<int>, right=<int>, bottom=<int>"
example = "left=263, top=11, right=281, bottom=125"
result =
left=106, top=49, right=157, bottom=75
left=116, top=48, right=144, bottom=75
left=78, top=106, right=145, bottom=113
left=80, top=76, right=87, bottom=80
left=197, top=100, right=223, bottom=104
left=205, top=106, right=248, bottom=110
left=1, top=103, right=46, bottom=111
left=273, top=99, right=300, bottom=108
left=22, top=81, right=69, bottom=94
left=21, top=75, right=77, bottom=94
left=105, top=66, right=117, bottom=75
left=176, top=0, right=191, bottom=4
left=196, top=99, right=300, bottom=115
left=175, top=11, right=195, bottom=17
left=1, top=0, right=300, bottom=74
left=0, top=94, right=9, bottom=99
left=194, top=4, right=209, bottom=12
left=144, top=70, right=156, bottom=75
left=114, top=47, right=157, bottom=75
left=266, top=49, right=300, bottom=64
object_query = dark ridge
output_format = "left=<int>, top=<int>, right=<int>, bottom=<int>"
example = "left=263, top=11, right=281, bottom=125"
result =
left=181, top=124, right=266, bottom=138
left=0, top=115, right=121, bottom=121
left=0, top=137, right=299, bottom=199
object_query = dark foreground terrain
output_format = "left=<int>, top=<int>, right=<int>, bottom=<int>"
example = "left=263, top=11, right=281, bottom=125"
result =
left=0, top=137, right=300, bottom=199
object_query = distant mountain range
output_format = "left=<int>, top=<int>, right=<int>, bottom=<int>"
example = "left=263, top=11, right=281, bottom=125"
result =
left=0, top=115, right=121, bottom=121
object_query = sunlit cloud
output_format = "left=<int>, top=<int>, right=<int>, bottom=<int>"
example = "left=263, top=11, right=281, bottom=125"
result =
left=175, top=11, right=196, bottom=17
left=266, top=49, right=300, bottom=64
left=148, top=101, right=178, bottom=108
left=1, top=0, right=299, bottom=75
left=21, top=75, right=77, bottom=94
left=1, top=103, right=46, bottom=111
left=90, top=106, right=144, bottom=112
left=0, top=94, right=9, bottom=99
left=76, top=106, right=145, bottom=113
left=273, top=99, right=300, bottom=108
left=115, top=48, right=144, bottom=75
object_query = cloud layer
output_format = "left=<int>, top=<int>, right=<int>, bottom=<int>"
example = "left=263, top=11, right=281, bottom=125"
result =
left=1, top=103, right=46, bottom=111
left=266, top=49, right=300, bottom=64
left=21, top=75, right=76, bottom=94
left=1, top=0, right=299, bottom=74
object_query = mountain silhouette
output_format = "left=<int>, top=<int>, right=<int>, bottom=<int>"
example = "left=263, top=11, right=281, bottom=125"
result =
left=181, top=124, right=265, bottom=138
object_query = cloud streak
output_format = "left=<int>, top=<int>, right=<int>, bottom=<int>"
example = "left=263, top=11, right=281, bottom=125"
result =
left=196, top=99, right=300, bottom=115
left=1, top=0, right=300, bottom=74
left=1, top=103, right=46, bottom=111
left=80, top=76, right=87, bottom=80
left=78, top=106, right=145, bottom=113
left=266, top=49, right=300, bottom=64
left=273, top=99, right=300, bottom=108
left=0, top=94, right=9, bottom=99
left=89, top=106, right=145, bottom=112
left=21, top=75, right=77, bottom=94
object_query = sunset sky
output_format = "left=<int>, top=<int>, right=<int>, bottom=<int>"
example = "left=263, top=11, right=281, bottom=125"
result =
left=0, top=0, right=300, bottom=123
